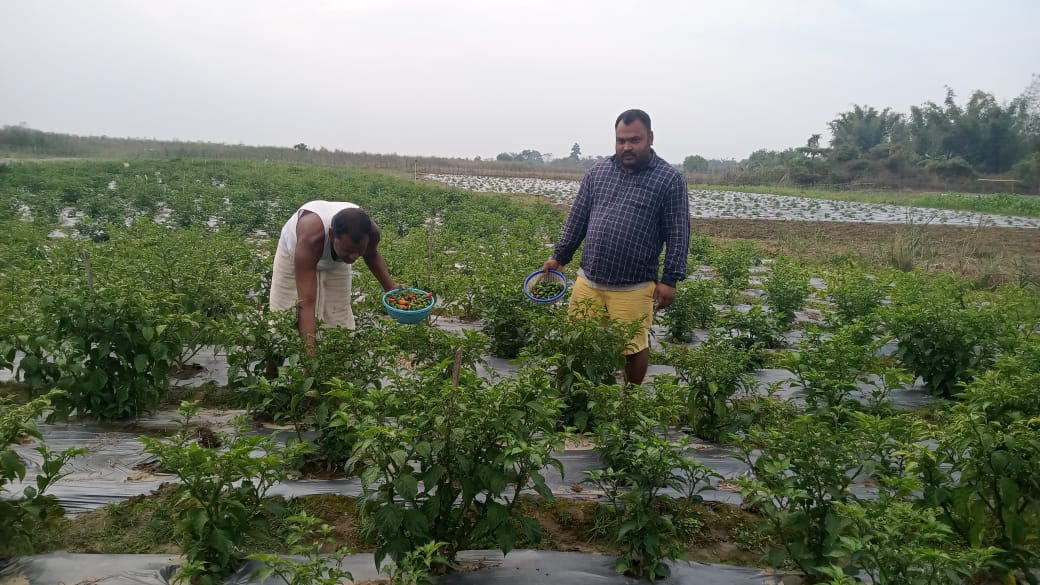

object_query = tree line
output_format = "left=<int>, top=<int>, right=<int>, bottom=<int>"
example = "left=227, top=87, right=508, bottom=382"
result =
left=685, top=78, right=1040, bottom=192
left=3, top=77, right=1038, bottom=192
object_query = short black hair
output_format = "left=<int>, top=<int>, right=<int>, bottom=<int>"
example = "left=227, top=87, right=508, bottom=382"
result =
left=331, top=207, right=373, bottom=242
left=615, top=109, right=652, bottom=132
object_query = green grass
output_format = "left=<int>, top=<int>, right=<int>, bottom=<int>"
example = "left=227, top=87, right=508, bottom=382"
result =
left=690, top=184, right=1040, bottom=218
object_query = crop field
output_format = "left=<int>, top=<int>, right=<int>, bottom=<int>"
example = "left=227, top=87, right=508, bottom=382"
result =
left=423, top=173, right=1040, bottom=228
left=1, top=159, right=1039, bottom=584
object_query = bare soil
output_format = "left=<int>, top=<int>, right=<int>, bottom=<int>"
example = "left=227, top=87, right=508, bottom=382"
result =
left=691, top=218, right=1040, bottom=285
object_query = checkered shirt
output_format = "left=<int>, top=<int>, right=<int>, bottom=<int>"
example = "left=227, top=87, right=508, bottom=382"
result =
left=553, top=152, right=690, bottom=286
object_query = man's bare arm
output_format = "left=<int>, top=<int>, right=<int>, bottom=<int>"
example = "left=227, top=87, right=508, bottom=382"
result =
left=361, top=221, right=403, bottom=291
left=294, top=212, right=325, bottom=350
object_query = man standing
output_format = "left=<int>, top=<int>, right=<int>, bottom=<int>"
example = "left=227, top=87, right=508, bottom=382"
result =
left=543, top=109, right=690, bottom=384
left=270, top=201, right=403, bottom=348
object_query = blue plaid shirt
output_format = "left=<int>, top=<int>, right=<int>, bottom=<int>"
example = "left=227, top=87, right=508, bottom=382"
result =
left=554, top=152, right=690, bottom=287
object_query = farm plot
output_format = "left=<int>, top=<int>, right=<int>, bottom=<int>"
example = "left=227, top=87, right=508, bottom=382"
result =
left=2, top=160, right=1039, bottom=585
left=423, top=173, right=1040, bottom=228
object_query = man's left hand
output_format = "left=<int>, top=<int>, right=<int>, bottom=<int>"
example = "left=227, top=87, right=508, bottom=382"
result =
left=654, top=283, right=676, bottom=311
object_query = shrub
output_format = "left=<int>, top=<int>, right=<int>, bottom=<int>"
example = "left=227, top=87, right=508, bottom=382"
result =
left=140, top=401, right=309, bottom=584
left=913, top=335, right=1040, bottom=583
left=19, top=287, right=180, bottom=420
left=479, top=281, right=539, bottom=358
left=827, top=269, right=888, bottom=324
left=0, top=391, right=84, bottom=554
left=883, top=292, right=1005, bottom=398
left=667, top=334, right=756, bottom=442
left=739, top=410, right=924, bottom=579
left=587, top=416, right=717, bottom=580
left=523, top=301, right=639, bottom=430
left=660, top=278, right=717, bottom=342
left=764, top=257, right=812, bottom=327
left=711, top=242, right=758, bottom=303
left=350, top=366, right=567, bottom=569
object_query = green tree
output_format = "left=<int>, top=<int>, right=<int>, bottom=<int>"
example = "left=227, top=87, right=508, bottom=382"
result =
left=682, top=154, right=709, bottom=173
left=797, top=134, right=827, bottom=160
left=517, top=149, right=544, bottom=164
left=955, top=90, right=1028, bottom=173
left=908, top=87, right=1029, bottom=173
left=570, top=142, right=581, bottom=160
left=828, top=105, right=905, bottom=157
left=1011, top=152, right=1040, bottom=191
left=1021, top=74, right=1040, bottom=150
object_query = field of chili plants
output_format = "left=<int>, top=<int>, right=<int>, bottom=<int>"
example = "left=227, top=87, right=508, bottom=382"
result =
left=1, top=159, right=1039, bottom=584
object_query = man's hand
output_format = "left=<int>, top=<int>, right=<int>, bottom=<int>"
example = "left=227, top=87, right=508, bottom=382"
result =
left=543, top=258, right=563, bottom=272
left=654, top=283, right=676, bottom=311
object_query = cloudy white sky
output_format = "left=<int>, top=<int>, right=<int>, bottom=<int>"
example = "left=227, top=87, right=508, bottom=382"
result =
left=2, top=1, right=1038, bottom=163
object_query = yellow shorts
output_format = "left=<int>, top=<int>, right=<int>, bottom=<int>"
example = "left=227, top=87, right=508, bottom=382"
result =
left=567, top=276, right=655, bottom=355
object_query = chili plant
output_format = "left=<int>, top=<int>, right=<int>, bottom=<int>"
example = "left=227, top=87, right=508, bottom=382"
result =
left=0, top=337, right=12, bottom=371
left=687, top=232, right=715, bottom=265
left=0, top=390, right=84, bottom=554
left=224, top=305, right=304, bottom=393
left=248, top=512, right=355, bottom=585
left=912, top=335, right=1040, bottom=584
left=350, top=365, right=568, bottom=569
left=826, top=268, right=888, bottom=325
left=711, top=241, right=758, bottom=304
left=23, top=286, right=181, bottom=420
left=480, top=280, right=540, bottom=358
left=584, top=380, right=686, bottom=470
left=380, top=540, right=450, bottom=585
left=830, top=478, right=996, bottom=585
left=883, top=288, right=1007, bottom=398
left=140, top=401, right=310, bottom=585
left=782, top=321, right=900, bottom=414
left=667, top=333, right=757, bottom=442
left=659, top=278, right=717, bottom=342
left=522, top=300, right=639, bottom=430
left=764, top=257, right=812, bottom=327
left=230, top=311, right=396, bottom=417
left=738, top=409, right=925, bottom=580
left=586, top=416, right=718, bottom=580
left=382, top=321, right=488, bottom=375
left=94, top=223, right=264, bottom=369
left=719, top=305, right=785, bottom=368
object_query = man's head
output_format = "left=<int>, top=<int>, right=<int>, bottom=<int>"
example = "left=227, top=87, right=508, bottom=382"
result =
left=329, top=207, right=372, bottom=264
left=614, top=109, right=654, bottom=171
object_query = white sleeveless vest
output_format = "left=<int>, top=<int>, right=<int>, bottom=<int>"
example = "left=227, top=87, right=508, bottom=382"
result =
left=278, top=201, right=360, bottom=272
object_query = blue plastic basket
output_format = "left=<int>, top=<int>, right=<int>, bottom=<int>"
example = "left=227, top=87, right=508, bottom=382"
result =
left=523, top=269, right=568, bottom=303
left=382, top=288, right=436, bottom=324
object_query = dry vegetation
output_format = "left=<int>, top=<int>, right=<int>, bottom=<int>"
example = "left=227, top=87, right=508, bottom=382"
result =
left=691, top=218, right=1040, bottom=287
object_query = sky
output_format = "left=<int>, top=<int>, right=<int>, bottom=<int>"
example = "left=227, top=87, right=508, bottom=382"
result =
left=2, top=0, right=1038, bottom=163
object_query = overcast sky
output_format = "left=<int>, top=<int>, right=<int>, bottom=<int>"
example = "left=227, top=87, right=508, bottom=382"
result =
left=3, top=1, right=1038, bottom=163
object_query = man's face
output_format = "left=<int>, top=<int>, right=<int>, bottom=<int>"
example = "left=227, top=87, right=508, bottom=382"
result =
left=615, top=119, right=654, bottom=171
left=330, top=231, right=368, bottom=264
